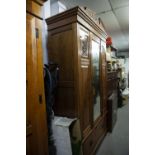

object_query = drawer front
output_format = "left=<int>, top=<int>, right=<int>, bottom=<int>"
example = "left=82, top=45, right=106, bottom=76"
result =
left=93, top=116, right=107, bottom=144
left=83, top=116, right=107, bottom=155
left=83, top=132, right=95, bottom=155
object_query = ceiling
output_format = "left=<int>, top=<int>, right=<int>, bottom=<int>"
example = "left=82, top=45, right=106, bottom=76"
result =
left=58, top=0, right=129, bottom=53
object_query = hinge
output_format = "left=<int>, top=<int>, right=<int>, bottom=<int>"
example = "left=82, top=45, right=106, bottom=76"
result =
left=35, top=28, right=39, bottom=38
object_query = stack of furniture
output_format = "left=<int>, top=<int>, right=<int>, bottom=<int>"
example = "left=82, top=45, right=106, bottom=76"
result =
left=26, top=0, right=48, bottom=155
left=46, top=6, right=108, bottom=155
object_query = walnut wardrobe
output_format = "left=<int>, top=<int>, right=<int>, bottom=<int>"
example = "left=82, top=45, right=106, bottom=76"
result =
left=46, top=6, right=108, bottom=155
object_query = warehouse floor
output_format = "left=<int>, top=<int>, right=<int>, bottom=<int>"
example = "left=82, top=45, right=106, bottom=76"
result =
left=96, top=101, right=129, bottom=155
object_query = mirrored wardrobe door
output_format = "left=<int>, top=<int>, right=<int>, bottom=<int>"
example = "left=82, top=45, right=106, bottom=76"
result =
left=91, top=35, right=101, bottom=122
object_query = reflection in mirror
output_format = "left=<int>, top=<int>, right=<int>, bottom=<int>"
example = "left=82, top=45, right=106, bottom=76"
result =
left=92, top=40, right=101, bottom=121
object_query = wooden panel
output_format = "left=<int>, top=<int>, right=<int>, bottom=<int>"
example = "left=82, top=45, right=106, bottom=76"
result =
left=34, top=0, right=47, bottom=4
left=77, top=24, right=92, bottom=137
left=27, top=0, right=43, bottom=19
left=34, top=17, right=49, bottom=155
left=101, top=41, right=107, bottom=111
left=26, top=13, right=48, bottom=155
left=92, top=120, right=107, bottom=155
left=47, top=26, right=76, bottom=117
left=53, top=87, right=75, bottom=117
left=58, top=81, right=74, bottom=87
left=47, top=16, right=77, bottom=31
left=83, top=131, right=95, bottom=155
left=80, top=60, right=92, bottom=136
left=72, top=23, right=81, bottom=119
left=93, top=115, right=107, bottom=145
left=47, top=26, right=77, bottom=117
left=107, top=71, right=118, bottom=132
left=26, top=136, right=32, bottom=155
left=83, top=115, right=107, bottom=155
left=45, top=6, right=107, bottom=39
left=27, top=0, right=47, bottom=5
left=48, top=24, right=72, bottom=36
left=26, top=13, right=36, bottom=155
left=107, top=92, right=117, bottom=132
left=48, top=28, right=74, bottom=81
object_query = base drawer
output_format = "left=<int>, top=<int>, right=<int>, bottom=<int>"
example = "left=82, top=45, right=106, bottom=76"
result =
left=83, top=132, right=95, bottom=155
left=93, top=116, right=107, bottom=145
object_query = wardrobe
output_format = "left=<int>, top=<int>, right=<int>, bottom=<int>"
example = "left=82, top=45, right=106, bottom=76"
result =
left=26, top=0, right=48, bottom=155
left=46, top=6, right=108, bottom=155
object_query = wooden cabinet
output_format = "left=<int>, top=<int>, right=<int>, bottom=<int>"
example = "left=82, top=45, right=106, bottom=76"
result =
left=46, top=6, right=108, bottom=155
left=107, top=71, right=118, bottom=132
left=26, top=1, right=48, bottom=155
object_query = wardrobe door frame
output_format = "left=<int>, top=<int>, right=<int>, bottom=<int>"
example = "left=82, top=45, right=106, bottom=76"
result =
left=100, top=40, right=107, bottom=113
left=26, top=12, right=48, bottom=155
left=77, top=24, right=92, bottom=138
left=90, top=32, right=103, bottom=125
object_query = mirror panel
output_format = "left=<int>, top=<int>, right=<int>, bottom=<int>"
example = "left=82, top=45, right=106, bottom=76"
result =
left=92, top=40, right=101, bottom=121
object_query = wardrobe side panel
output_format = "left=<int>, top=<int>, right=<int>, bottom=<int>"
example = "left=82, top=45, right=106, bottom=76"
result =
left=47, top=26, right=76, bottom=117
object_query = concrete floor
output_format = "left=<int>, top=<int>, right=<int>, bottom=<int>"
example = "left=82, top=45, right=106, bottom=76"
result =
left=96, top=102, right=129, bottom=155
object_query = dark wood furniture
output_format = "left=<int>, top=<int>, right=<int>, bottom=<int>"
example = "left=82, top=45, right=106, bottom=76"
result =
left=107, top=71, right=118, bottom=132
left=46, top=6, right=108, bottom=155
left=26, top=1, right=48, bottom=155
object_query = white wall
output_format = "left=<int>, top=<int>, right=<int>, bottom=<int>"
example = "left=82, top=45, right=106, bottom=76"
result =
left=42, top=0, right=67, bottom=64
left=42, top=0, right=51, bottom=64
left=51, top=1, right=67, bottom=16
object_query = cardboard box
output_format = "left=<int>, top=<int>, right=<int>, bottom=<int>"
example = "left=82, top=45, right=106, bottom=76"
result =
left=53, top=117, right=82, bottom=155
